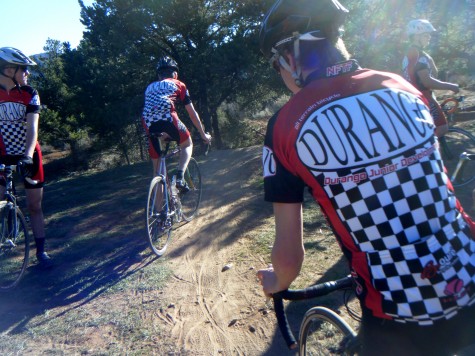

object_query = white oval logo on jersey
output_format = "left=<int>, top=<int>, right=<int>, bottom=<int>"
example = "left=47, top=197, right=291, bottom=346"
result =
left=296, top=88, right=434, bottom=171
left=263, top=146, right=276, bottom=177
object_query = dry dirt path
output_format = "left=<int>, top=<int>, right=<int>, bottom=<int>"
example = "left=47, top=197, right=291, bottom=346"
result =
left=152, top=146, right=289, bottom=355
left=0, top=146, right=298, bottom=355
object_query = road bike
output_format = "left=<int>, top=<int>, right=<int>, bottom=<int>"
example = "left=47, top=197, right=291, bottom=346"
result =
left=272, top=275, right=361, bottom=355
left=0, top=165, right=31, bottom=290
left=439, top=96, right=475, bottom=187
left=146, top=135, right=203, bottom=257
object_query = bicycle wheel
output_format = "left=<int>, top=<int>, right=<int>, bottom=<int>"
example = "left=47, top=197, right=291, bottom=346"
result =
left=146, top=176, right=172, bottom=257
left=299, top=306, right=358, bottom=356
left=179, top=157, right=202, bottom=221
left=0, top=202, right=30, bottom=290
left=439, top=128, right=475, bottom=187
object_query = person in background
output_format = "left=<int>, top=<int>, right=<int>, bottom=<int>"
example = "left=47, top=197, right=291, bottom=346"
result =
left=402, top=19, right=460, bottom=138
left=256, top=1, right=475, bottom=354
left=0, top=47, right=52, bottom=268
left=142, top=56, right=211, bottom=191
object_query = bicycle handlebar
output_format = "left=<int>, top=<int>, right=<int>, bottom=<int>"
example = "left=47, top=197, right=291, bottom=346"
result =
left=272, top=275, right=353, bottom=350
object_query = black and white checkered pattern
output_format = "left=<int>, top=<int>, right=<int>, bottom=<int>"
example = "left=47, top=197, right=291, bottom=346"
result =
left=142, top=81, right=176, bottom=128
left=0, top=119, right=27, bottom=155
left=323, top=142, right=475, bottom=324
left=328, top=144, right=449, bottom=252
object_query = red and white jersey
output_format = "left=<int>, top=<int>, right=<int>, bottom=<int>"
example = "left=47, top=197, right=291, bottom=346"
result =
left=263, top=60, right=475, bottom=324
left=0, top=85, right=40, bottom=156
left=142, top=78, right=192, bottom=129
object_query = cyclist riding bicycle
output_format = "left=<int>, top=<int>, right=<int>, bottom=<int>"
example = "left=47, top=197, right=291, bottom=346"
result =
left=402, top=19, right=460, bottom=138
left=0, top=47, right=53, bottom=268
left=256, top=1, right=475, bottom=355
left=141, top=56, right=211, bottom=191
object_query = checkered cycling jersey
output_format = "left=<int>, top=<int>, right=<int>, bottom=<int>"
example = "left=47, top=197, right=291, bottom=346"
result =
left=142, top=78, right=192, bottom=129
left=263, top=61, right=475, bottom=325
left=0, top=85, right=41, bottom=156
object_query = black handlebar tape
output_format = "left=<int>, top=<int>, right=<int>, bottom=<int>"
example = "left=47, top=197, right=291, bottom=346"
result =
left=271, top=276, right=353, bottom=350
left=272, top=292, right=297, bottom=349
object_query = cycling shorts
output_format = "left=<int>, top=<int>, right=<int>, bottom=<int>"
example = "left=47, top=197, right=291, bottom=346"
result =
left=147, top=118, right=190, bottom=159
left=423, top=90, right=448, bottom=129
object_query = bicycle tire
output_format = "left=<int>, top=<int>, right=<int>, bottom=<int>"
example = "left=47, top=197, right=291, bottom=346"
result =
left=146, top=176, right=172, bottom=257
left=179, top=157, right=202, bottom=221
left=299, top=306, right=358, bottom=356
left=439, top=127, right=475, bottom=187
left=0, top=202, right=30, bottom=290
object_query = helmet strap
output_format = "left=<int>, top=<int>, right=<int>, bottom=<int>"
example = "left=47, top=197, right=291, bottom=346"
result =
left=0, top=66, right=21, bottom=93
left=292, top=32, right=304, bottom=87
left=271, top=34, right=305, bottom=88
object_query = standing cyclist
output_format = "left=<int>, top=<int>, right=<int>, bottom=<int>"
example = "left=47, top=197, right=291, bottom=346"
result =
left=0, top=47, right=52, bottom=268
left=256, top=1, right=475, bottom=355
left=142, top=56, right=211, bottom=190
left=402, top=19, right=460, bottom=138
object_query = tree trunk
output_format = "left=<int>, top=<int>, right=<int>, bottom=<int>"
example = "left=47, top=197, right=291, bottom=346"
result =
left=211, top=110, right=223, bottom=149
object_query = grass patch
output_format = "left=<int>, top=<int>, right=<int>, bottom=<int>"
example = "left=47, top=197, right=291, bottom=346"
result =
left=251, top=190, right=349, bottom=289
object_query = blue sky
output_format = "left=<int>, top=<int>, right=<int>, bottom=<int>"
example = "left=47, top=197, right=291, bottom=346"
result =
left=1, top=0, right=95, bottom=56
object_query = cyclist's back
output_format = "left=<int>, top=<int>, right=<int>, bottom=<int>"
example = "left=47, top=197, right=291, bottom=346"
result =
left=257, top=1, right=475, bottom=355
left=141, top=56, right=211, bottom=186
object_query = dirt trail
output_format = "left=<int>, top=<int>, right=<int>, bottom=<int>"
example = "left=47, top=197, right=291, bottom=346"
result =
left=154, top=146, right=285, bottom=355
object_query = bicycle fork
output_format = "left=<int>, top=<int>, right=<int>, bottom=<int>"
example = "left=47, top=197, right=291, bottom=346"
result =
left=0, top=202, right=19, bottom=251
left=450, top=152, right=474, bottom=183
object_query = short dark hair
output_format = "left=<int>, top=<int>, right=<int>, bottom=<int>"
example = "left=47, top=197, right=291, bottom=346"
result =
left=157, top=68, right=177, bottom=80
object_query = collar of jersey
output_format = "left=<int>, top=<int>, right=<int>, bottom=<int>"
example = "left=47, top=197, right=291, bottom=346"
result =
left=304, top=59, right=361, bottom=86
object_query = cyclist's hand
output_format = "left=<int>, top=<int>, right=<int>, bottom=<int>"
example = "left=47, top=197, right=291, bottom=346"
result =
left=257, top=266, right=282, bottom=297
left=201, top=132, right=212, bottom=145
left=17, top=155, right=33, bottom=178
left=450, top=83, right=460, bottom=94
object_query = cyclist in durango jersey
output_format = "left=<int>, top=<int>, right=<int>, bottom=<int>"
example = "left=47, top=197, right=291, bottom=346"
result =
left=402, top=19, right=459, bottom=138
left=0, top=47, right=52, bottom=268
left=256, top=1, right=475, bottom=354
left=142, top=57, right=211, bottom=190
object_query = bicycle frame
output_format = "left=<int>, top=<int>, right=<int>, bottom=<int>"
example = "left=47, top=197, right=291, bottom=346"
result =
left=153, top=139, right=182, bottom=223
left=0, top=165, right=19, bottom=231
left=450, top=152, right=475, bottom=183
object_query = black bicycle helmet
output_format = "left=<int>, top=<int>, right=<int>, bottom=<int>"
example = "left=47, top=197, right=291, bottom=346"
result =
left=156, top=56, right=179, bottom=73
left=259, top=0, right=349, bottom=59
left=0, top=47, right=36, bottom=68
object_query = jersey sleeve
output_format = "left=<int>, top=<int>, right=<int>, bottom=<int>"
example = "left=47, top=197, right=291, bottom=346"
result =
left=263, top=113, right=306, bottom=203
left=177, top=81, right=192, bottom=106
left=25, top=87, right=41, bottom=114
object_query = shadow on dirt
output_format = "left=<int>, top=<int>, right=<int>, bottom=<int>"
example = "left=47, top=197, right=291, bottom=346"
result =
left=0, top=161, right=159, bottom=334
